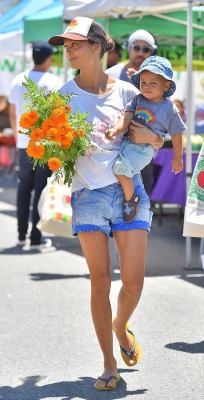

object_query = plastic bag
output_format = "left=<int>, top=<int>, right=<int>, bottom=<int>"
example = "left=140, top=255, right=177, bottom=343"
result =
left=37, top=176, right=73, bottom=238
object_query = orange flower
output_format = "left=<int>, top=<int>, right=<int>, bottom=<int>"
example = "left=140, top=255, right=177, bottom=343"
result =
left=60, top=135, right=73, bottom=148
left=30, top=128, right=46, bottom=141
left=19, top=113, right=30, bottom=129
left=72, top=129, right=79, bottom=138
left=65, top=105, right=72, bottom=113
left=58, top=134, right=73, bottom=149
left=42, top=118, right=56, bottom=133
left=58, top=125, right=73, bottom=147
left=58, top=122, right=73, bottom=135
left=50, top=108, right=67, bottom=124
left=46, top=127, right=59, bottom=141
left=76, top=129, right=86, bottom=138
left=28, top=110, right=39, bottom=124
left=19, top=110, right=39, bottom=129
left=26, top=141, right=45, bottom=159
left=48, top=157, right=62, bottom=171
left=54, top=99, right=64, bottom=107
left=50, top=96, right=64, bottom=107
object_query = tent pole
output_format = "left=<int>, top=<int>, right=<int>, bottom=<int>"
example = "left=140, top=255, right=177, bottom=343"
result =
left=153, top=12, right=204, bottom=32
left=23, top=41, right=26, bottom=71
left=63, top=21, right=67, bottom=83
left=102, top=18, right=109, bottom=70
left=185, top=0, right=193, bottom=268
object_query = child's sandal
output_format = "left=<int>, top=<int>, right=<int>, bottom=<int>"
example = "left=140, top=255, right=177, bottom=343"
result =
left=123, top=193, right=140, bottom=223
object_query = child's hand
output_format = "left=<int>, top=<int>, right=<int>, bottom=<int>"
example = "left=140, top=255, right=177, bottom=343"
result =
left=105, top=128, right=116, bottom=141
left=126, top=67, right=136, bottom=80
left=172, top=157, right=184, bottom=174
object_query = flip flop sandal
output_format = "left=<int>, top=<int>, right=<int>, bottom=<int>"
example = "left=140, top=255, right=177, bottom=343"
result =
left=120, top=327, right=142, bottom=367
left=123, top=193, right=140, bottom=223
left=94, top=374, right=121, bottom=391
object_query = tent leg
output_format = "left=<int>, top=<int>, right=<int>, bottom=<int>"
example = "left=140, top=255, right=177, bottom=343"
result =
left=199, top=238, right=204, bottom=270
left=185, top=0, right=193, bottom=269
left=185, top=237, right=192, bottom=268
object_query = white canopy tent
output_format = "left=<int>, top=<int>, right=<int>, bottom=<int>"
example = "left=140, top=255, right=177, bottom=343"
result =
left=63, top=0, right=188, bottom=19
left=63, top=0, right=204, bottom=268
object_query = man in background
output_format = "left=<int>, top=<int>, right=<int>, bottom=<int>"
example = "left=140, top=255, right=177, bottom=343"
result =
left=9, top=40, right=62, bottom=250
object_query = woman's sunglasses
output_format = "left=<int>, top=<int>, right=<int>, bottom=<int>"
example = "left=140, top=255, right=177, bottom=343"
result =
left=131, top=45, right=152, bottom=54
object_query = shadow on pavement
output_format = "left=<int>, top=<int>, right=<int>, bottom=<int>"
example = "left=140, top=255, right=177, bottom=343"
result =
left=165, top=340, right=204, bottom=354
left=27, top=269, right=204, bottom=288
left=179, top=274, right=204, bottom=289
left=0, top=237, right=84, bottom=257
left=30, top=272, right=90, bottom=281
left=0, top=374, right=148, bottom=400
left=29, top=267, right=121, bottom=282
left=0, top=209, right=16, bottom=218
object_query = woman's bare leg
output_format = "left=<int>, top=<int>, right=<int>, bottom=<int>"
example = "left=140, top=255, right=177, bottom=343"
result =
left=113, top=229, right=147, bottom=365
left=78, top=231, right=118, bottom=388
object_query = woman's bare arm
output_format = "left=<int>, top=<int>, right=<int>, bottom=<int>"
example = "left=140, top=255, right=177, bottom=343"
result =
left=128, top=120, right=164, bottom=149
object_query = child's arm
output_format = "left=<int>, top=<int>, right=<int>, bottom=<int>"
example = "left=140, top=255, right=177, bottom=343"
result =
left=171, top=133, right=183, bottom=174
left=105, top=111, right=134, bottom=141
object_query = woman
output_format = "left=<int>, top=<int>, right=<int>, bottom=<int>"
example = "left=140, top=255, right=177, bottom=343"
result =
left=49, top=17, right=163, bottom=391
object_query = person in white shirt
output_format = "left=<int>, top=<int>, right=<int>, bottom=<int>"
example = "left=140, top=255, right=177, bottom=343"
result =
left=9, top=40, right=62, bottom=249
left=49, top=17, right=164, bottom=391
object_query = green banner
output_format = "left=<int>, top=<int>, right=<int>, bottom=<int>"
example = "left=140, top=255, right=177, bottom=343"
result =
left=158, top=47, right=204, bottom=71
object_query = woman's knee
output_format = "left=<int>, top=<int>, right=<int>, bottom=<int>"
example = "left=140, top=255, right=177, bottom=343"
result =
left=91, top=275, right=111, bottom=297
left=122, top=276, right=144, bottom=297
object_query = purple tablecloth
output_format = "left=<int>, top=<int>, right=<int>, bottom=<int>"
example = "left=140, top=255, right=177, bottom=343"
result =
left=150, top=149, right=198, bottom=207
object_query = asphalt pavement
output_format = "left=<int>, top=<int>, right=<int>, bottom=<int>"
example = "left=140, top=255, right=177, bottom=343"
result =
left=0, top=167, right=203, bottom=400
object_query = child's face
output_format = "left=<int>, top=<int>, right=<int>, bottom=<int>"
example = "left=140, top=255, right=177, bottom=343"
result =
left=139, top=70, right=171, bottom=102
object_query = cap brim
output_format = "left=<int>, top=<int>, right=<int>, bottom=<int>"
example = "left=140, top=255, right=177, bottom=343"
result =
left=49, top=33, right=88, bottom=46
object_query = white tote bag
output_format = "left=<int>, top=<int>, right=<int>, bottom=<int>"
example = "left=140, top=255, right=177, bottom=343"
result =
left=183, top=144, right=204, bottom=238
left=37, top=177, right=73, bottom=238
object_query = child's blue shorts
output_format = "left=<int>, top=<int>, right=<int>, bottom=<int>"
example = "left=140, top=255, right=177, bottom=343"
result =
left=71, top=174, right=152, bottom=237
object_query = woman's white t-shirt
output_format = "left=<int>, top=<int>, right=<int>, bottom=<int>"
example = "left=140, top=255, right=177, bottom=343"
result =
left=60, top=78, right=138, bottom=192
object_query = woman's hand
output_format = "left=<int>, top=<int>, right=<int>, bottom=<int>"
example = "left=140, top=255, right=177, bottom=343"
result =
left=128, top=120, right=164, bottom=149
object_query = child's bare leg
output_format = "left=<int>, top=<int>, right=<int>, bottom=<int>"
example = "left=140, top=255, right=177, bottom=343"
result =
left=115, top=174, right=134, bottom=201
left=115, top=174, right=140, bottom=223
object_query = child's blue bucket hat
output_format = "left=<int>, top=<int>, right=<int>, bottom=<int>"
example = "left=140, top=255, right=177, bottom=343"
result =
left=131, top=56, right=176, bottom=98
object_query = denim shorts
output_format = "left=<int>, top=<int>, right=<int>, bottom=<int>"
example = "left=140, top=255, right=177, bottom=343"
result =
left=71, top=174, right=152, bottom=237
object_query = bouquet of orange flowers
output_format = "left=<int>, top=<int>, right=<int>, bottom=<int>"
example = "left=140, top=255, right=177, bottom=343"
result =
left=19, top=78, right=94, bottom=186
